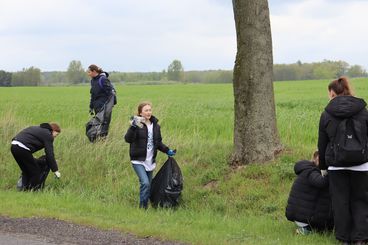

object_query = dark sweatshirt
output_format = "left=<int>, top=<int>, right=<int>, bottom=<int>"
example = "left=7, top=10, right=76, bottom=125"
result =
left=318, top=95, right=368, bottom=170
left=285, top=160, right=333, bottom=230
left=12, top=123, right=58, bottom=172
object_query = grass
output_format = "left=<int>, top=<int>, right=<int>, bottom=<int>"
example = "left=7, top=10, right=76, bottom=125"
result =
left=0, top=78, right=367, bottom=244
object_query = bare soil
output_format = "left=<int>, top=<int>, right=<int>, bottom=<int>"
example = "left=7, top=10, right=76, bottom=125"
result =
left=0, top=216, right=186, bottom=245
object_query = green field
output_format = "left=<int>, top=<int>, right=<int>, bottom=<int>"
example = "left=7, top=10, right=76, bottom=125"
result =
left=0, top=79, right=367, bottom=244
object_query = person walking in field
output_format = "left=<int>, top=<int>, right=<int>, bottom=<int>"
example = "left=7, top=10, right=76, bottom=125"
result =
left=87, top=64, right=116, bottom=139
left=124, top=101, right=176, bottom=209
left=11, top=123, right=61, bottom=191
left=318, top=76, right=368, bottom=244
left=285, top=150, right=333, bottom=235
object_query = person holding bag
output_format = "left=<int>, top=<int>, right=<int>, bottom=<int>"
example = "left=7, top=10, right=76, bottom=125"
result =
left=11, top=123, right=61, bottom=191
left=124, top=101, right=175, bottom=209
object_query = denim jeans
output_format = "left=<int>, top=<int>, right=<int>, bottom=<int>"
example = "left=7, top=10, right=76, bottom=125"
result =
left=132, top=164, right=152, bottom=208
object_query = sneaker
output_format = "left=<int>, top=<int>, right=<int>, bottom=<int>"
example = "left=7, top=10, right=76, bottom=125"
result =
left=296, top=226, right=312, bottom=235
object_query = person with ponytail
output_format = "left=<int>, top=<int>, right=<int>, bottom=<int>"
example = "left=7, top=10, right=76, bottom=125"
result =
left=87, top=64, right=116, bottom=138
left=318, top=76, right=368, bottom=244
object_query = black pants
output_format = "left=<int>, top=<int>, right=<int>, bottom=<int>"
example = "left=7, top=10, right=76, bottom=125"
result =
left=11, top=145, right=44, bottom=190
left=329, top=170, right=368, bottom=242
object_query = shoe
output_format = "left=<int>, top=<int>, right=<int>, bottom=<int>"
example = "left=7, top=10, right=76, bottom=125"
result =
left=296, top=226, right=312, bottom=235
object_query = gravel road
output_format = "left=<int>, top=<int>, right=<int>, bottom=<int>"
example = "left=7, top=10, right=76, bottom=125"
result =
left=0, top=216, right=186, bottom=245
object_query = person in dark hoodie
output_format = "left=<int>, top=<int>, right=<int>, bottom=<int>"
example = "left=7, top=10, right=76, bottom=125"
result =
left=87, top=64, right=116, bottom=138
left=318, top=76, right=368, bottom=244
left=286, top=150, right=333, bottom=235
left=11, top=123, right=61, bottom=191
left=124, top=101, right=176, bottom=209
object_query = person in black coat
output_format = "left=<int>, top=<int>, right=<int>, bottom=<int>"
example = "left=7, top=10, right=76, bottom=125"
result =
left=318, top=77, right=368, bottom=244
left=124, top=101, right=175, bottom=209
left=286, top=151, right=333, bottom=234
left=87, top=64, right=116, bottom=138
left=11, top=123, right=61, bottom=191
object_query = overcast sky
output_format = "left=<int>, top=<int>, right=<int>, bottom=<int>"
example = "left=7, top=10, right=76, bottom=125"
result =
left=0, top=0, right=367, bottom=72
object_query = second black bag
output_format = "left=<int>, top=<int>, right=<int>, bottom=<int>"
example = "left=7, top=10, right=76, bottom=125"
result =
left=150, top=157, right=183, bottom=208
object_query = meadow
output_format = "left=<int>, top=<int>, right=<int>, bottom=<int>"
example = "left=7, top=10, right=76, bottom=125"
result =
left=0, top=78, right=367, bottom=244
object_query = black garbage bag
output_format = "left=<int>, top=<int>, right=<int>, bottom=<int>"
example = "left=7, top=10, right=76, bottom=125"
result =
left=85, top=112, right=103, bottom=143
left=16, top=155, right=51, bottom=191
left=86, top=95, right=115, bottom=143
left=150, top=157, right=183, bottom=208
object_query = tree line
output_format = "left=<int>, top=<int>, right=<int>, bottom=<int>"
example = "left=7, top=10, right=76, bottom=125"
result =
left=0, top=59, right=366, bottom=86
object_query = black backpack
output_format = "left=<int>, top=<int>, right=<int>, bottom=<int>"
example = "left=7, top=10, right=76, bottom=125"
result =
left=331, top=115, right=368, bottom=167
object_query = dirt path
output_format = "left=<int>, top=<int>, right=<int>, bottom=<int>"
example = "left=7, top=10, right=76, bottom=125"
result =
left=0, top=216, right=186, bottom=245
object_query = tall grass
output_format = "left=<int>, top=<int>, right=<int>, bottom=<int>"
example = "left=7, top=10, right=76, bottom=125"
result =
left=0, top=78, right=367, bottom=244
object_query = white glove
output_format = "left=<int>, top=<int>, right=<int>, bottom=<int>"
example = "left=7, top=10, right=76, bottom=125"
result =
left=54, top=171, right=61, bottom=178
left=321, top=170, right=327, bottom=177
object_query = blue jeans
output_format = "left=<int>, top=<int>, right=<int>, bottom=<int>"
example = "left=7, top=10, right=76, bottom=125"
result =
left=132, top=164, right=152, bottom=208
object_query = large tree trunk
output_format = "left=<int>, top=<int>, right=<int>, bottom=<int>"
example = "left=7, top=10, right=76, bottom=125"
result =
left=232, top=0, right=282, bottom=165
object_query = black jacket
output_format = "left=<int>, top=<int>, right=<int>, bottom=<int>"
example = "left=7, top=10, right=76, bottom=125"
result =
left=89, top=72, right=113, bottom=111
left=12, top=123, right=58, bottom=172
left=124, top=116, right=169, bottom=163
left=285, top=160, right=333, bottom=230
left=318, top=96, right=368, bottom=170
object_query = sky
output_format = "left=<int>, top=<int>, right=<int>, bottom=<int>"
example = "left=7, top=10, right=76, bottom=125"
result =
left=0, top=0, right=367, bottom=72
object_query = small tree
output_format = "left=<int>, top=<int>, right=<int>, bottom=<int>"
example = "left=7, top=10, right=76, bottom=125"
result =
left=67, top=60, right=88, bottom=84
left=0, top=70, right=12, bottom=86
left=167, top=60, right=184, bottom=82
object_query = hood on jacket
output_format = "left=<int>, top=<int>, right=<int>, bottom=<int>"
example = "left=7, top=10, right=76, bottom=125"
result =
left=294, top=160, right=316, bottom=175
left=99, top=71, right=109, bottom=78
left=325, top=95, right=366, bottom=118
left=149, top=115, right=159, bottom=124
left=39, top=123, right=52, bottom=132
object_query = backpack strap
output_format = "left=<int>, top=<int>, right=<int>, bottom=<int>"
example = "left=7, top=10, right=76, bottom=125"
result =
left=98, top=76, right=105, bottom=89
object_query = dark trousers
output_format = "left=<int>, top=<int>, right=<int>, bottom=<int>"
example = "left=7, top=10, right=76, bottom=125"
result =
left=11, top=145, right=43, bottom=190
left=329, top=170, right=368, bottom=242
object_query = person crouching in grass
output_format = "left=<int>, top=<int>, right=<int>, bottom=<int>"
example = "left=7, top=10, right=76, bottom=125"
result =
left=285, top=150, right=334, bottom=234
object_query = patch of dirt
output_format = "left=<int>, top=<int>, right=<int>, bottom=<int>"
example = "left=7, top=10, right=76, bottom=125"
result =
left=0, top=216, right=187, bottom=245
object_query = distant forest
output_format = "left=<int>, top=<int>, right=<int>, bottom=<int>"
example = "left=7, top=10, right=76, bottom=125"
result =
left=0, top=59, right=367, bottom=86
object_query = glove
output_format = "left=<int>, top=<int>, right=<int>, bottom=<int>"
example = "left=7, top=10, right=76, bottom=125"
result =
left=54, top=171, right=61, bottom=178
left=89, top=108, right=94, bottom=115
left=167, top=149, right=176, bottom=157
left=130, top=116, right=144, bottom=128
left=321, top=170, right=328, bottom=177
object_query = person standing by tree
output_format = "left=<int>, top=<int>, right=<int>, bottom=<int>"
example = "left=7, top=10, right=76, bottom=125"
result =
left=87, top=64, right=116, bottom=139
left=11, top=123, right=61, bottom=191
left=318, top=77, right=368, bottom=244
left=124, top=102, right=175, bottom=209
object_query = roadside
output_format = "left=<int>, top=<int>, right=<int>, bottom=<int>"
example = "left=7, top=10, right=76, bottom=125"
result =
left=0, top=216, right=186, bottom=245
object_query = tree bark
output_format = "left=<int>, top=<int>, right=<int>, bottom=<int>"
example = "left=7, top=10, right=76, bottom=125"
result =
left=232, top=0, right=282, bottom=165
